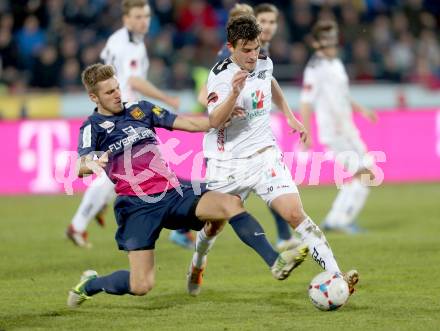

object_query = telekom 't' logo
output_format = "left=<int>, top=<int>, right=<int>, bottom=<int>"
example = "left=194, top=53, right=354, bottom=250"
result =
left=437, top=111, right=440, bottom=158
left=19, top=121, right=70, bottom=192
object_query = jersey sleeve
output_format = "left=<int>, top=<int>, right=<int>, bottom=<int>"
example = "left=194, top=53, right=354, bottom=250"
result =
left=206, top=72, right=232, bottom=114
left=300, top=65, right=318, bottom=104
left=141, top=101, right=177, bottom=130
left=100, top=39, right=116, bottom=68
left=77, top=119, right=99, bottom=157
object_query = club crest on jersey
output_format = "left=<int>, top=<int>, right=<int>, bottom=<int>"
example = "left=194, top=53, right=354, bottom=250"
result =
left=99, top=120, right=115, bottom=133
left=152, top=105, right=165, bottom=118
left=207, top=92, right=218, bottom=105
left=99, top=121, right=114, bottom=129
left=251, top=90, right=265, bottom=109
left=130, top=107, right=145, bottom=120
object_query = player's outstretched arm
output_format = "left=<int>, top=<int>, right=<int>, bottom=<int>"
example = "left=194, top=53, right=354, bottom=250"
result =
left=172, top=115, right=211, bottom=132
left=128, top=76, right=180, bottom=111
left=209, top=70, right=247, bottom=128
left=351, top=99, right=377, bottom=123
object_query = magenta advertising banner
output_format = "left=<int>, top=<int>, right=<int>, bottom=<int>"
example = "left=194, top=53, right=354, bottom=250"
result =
left=1, top=110, right=439, bottom=194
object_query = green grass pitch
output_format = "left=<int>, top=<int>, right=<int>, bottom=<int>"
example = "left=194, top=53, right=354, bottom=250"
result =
left=0, top=183, right=439, bottom=330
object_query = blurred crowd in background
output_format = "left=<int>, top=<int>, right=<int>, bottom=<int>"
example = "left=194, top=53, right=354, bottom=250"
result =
left=1, top=0, right=440, bottom=94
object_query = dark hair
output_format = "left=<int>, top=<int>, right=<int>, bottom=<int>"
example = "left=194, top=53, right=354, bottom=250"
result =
left=227, top=15, right=261, bottom=47
left=254, top=3, right=279, bottom=18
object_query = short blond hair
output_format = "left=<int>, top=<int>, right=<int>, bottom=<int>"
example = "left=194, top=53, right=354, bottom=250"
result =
left=122, top=0, right=148, bottom=16
left=81, top=63, right=115, bottom=94
left=228, top=3, right=254, bottom=21
left=254, top=3, right=279, bottom=18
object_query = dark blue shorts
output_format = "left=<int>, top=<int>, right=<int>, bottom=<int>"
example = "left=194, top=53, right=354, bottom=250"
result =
left=113, top=186, right=208, bottom=251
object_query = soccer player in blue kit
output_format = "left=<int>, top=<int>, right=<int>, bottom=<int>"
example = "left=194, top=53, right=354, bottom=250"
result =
left=67, top=63, right=308, bottom=307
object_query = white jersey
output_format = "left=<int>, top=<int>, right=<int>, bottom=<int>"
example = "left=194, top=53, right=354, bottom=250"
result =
left=300, top=54, right=358, bottom=144
left=100, top=27, right=149, bottom=103
left=204, top=55, right=276, bottom=160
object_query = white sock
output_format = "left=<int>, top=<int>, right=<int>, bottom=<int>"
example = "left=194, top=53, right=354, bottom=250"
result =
left=324, top=184, right=351, bottom=227
left=71, top=175, right=115, bottom=232
left=295, top=217, right=340, bottom=273
left=192, top=228, right=217, bottom=268
left=343, top=178, right=370, bottom=226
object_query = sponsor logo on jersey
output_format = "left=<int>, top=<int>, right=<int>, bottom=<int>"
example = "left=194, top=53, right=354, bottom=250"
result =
left=108, top=126, right=156, bottom=153
left=130, top=107, right=145, bottom=120
left=207, top=92, right=219, bottom=105
left=251, top=90, right=265, bottom=109
left=152, top=105, right=164, bottom=118
left=99, top=121, right=115, bottom=133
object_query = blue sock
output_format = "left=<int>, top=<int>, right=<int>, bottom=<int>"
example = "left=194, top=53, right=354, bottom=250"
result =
left=229, top=212, right=278, bottom=267
left=270, top=208, right=291, bottom=241
left=85, top=270, right=131, bottom=296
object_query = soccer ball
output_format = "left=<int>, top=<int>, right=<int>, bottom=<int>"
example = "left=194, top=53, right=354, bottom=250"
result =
left=308, top=271, right=349, bottom=311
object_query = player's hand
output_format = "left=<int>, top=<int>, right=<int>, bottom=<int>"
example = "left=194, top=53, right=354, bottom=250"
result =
left=232, top=70, right=248, bottom=95
left=223, top=106, right=246, bottom=128
left=302, top=135, right=313, bottom=150
left=166, top=96, right=180, bottom=111
left=288, top=118, right=308, bottom=145
left=363, top=109, right=378, bottom=123
left=97, top=151, right=109, bottom=169
left=357, top=105, right=377, bottom=123
left=231, top=105, right=246, bottom=119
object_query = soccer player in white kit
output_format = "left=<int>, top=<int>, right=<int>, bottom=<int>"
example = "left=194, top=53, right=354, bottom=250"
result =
left=66, top=0, right=180, bottom=247
left=198, top=3, right=301, bottom=251
left=187, top=15, right=359, bottom=296
left=300, top=20, right=377, bottom=233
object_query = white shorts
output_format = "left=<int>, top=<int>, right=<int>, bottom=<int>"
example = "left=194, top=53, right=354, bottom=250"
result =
left=206, top=146, right=298, bottom=205
left=324, top=133, right=374, bottom=174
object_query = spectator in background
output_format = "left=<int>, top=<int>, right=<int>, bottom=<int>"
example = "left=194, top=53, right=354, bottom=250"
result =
left=349, top=38, right=377, bottom=82
left=60, top=58, right=82, bottom=92
left=15, top=15, right=46, bottom=69
left=371, top=15, right=392, bottom=54
left=63, top=0, right=99, bottom=28
left=340, top=3, right=368, bottom=48
left=0, top=25, right=19, bottom=70
left=390, top=32, right=415, bottom=79
left=3, top=0, right=440, bottom=92
left=176, top=0, right=218, bottom=46
left=60, top=36, right=79, bottom=62
left=30, top=44, right=60, bottom=89
left=287, top=0, right=313, bottom=43
left=168, top=60, right=194, bottom=90
left=288, top=42, right=308, bottom=84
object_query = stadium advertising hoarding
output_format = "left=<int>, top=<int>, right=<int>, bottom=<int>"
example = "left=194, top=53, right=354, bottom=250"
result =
left=1, top=110, right=439, bottom=194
